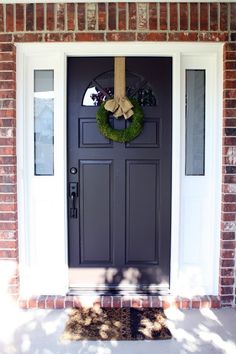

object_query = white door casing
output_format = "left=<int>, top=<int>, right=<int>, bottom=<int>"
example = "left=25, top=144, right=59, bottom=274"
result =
left=16, top=43, right=222, bottom=296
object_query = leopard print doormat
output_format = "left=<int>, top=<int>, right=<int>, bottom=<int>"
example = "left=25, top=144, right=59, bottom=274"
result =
left=62, top=306, right=172, bottom=341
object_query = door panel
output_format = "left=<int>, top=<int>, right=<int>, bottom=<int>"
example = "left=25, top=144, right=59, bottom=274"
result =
left=67, top=57, right=172, bottom=292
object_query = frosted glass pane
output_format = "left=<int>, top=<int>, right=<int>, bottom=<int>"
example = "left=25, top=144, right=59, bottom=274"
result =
left=185, top=70, right=205, bottom=176
left=34, top=70, right=54, bottom=176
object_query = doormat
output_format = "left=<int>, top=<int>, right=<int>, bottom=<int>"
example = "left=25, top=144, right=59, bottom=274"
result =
left=61, top=306, right=172, bottom=341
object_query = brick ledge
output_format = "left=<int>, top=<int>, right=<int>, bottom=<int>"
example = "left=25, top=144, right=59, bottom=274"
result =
left=18, top=295, right=221, bottom=310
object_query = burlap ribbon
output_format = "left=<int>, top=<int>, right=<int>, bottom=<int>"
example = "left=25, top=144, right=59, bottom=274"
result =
left=104, top=57, right=134, bottom=119
left=104, top=96, right=133, bottom=119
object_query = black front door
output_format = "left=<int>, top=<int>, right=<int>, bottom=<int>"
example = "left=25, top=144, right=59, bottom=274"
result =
left=67, top=57, right=172, bottom=292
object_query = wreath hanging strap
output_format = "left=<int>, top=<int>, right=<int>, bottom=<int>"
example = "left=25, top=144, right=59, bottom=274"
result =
left=96, top=57, right=144, bottom=143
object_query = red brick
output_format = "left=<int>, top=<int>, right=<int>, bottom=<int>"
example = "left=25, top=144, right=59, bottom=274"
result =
left=200, top=3, right=209, bottom=31
left=220, top=287, right=233, bottom=295
left=87, top=4, right=96, bottom=31
left=180, top=3, right=188, bottom=31
left=200, top=296, right=211, bottom=309
left=113, top=296, right=121, bottom=308
left=224, top=61, right=236, bottom=71
left=26, top=4, right=34, bottom=31
left=6, top=5, right=13, bottom=33
left=209, top=295, right=221, bottom=308
left=0, top=240, right=17, bottom=248
left=98, top=3, right=106, bottom=31
left=128, top=3, right=136, bottom=30
left=160, top=3, right=167, bottom=31
left=225, top=52, right=236, bottom=61
left=190, top=3, right=198, bottom=31
left=140, top=296, right=150, bottom=308
left=0, top=204, right=17, bottom=212
left=0, top=194, right=17, bottom=203
left=77, top=4, right=85, bottom=31
left=0, top=63, right=15, bottom=72
left=149, top=3, right=157, bottom=31
left=0, top=212, right=16, bottom=221
left=221, top=240, right=236, bottom=250
left=106, top=32, right=135, bottom=41
left=224, top=137, right=236, bottom=146
left=131, top=298, right=141, bottom=308
left=231, top=3, right=236, bottom=31
left=38, top=296, right=47, bottom=309
left=225, top=43, right=236, bottom=51
left=14, top=33, right=43, bottom=43
left=46, top=3, right=55, bottom=31
left=137, top=32, right=167, bottom=41
left=224, top=82, right=236, bottom=90
left=137, top=3, right=147, bottom=30
left=221, top=232, right=235, bottom=241
left=102, top=296, right=112, bottom=307
left=122, top=297, right=131, bottom=307
left=224, top=91, right=236, bottom=100
left=181, top=297, right=191, bottom=309
left=45, top=296, right=55, bottom=309
left=220, top=295, right=234, bottom=304
left=192, top=296, right=201, bottom=309
left=16, top=4, right=24, bottom=32
left=0, top=120, right=16, bottom=128
left=224, top=100, right=236, bottom=109
left=220, top=3, right=228, bottom=31
left=56, top=3, right=65, bottom=31
left=0, top=249, right=17, bottom=257
left=199, top=32, right=228, bottom=42
left=75, top=33, right=104, bottom=41
left=169, top=3, right=178, bottom=31
left=220, top=277, right=234, bottom=286
left=168, top=32, right=198, bottom=42
left=36, top=4, right=44, bottom=31
left=0, top=72, right=15, bottom=81
left=210, top=3, right=219, bottom=31
left=0, top=5, right=4, bottom=32
left=67, top=3, right=75, bottom=31
left=44, top=33, right=74, bottom=42
left=65, top=296, right=74, bottom=308
left=0, top=34, right=12, bottom=43
left=221, top=249, right=235, bottom=258
left=151, top=296, right=161, bottom=307
left=55, top=296, right=65, bottom=309
left=118, top=3, right=126, bottom=31
left=108, top=3, right=116, bottom=31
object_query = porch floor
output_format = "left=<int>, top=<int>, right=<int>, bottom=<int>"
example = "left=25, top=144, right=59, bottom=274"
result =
left=0, top=301, right=235, bottom=354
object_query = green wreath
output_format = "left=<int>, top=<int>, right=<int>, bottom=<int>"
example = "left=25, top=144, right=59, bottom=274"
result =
left=96, top=98, right=144, bottom=143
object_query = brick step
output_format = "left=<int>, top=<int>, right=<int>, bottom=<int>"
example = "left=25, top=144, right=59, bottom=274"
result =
left=18, top=295, right=221, bottom=310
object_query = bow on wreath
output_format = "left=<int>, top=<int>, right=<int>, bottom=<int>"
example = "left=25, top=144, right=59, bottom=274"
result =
left=104, top=57, right=134, bottom=119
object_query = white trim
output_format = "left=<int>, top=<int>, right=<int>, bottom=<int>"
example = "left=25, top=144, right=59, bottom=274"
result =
left=17, top=42, right=223, bottom=296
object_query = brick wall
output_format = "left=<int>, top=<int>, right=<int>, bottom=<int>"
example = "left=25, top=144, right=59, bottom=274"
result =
left=0, top=2, right=235, bottom=306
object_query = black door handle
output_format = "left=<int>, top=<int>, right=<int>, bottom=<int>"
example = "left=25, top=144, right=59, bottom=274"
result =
left=69, top=183, right=78, bottom=218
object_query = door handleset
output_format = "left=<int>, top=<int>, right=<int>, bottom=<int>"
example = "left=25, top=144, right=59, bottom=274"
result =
left=69, top=182, right=78, bottom=218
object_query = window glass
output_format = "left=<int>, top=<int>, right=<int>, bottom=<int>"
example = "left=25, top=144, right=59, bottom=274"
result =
left=34, top=70, right=54, bottom=176
left=82, top=70, right=157, bottom=107
left=185, top=69, right=205, bottom=176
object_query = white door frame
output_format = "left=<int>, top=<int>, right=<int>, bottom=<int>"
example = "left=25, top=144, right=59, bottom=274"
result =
left=16, top=42, right=223, bottom=296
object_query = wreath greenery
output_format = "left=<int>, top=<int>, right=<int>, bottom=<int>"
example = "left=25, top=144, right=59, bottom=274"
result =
left=96, top=98, right=144, bottom=143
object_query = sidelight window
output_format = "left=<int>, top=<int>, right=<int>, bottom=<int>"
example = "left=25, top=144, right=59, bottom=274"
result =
left=185, top=69, right=205, bottom=176
left=34, top=70, right=54, bottom=176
